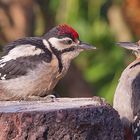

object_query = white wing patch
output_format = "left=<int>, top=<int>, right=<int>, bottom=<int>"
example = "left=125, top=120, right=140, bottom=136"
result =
left=0, top=44, right=44, bottom=80
left=1, top=74, right=6, bottom=80
left=0, top=44, right=44, bottom=63
left=43, top=39, right=50, bottom=49
left=0, top=63, right=6, bottom=68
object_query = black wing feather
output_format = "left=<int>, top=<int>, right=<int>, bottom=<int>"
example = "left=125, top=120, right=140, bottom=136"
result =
left=0, top=60, right=26, bottom=79
left=132, top=72, right=140, bottom=115
left=2, top=37, right=39, bottom=55
left=0, top=54, right=50, bottom=80
left=2, top=37, right=52, bottom=60
left=0, top=37, right=52, bottom=80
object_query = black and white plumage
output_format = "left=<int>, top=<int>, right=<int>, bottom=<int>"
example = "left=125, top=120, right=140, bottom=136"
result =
left=0, top=37, right=52, bottom=80
left=0, top=24, right=95, bottom=100
left=113, top=41, right=140, bottom=140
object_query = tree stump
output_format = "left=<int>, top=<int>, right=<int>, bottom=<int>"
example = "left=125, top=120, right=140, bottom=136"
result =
left=0, top=97, right=124, bottom=140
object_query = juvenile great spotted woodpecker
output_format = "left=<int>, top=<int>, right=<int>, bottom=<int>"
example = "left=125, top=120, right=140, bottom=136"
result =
left=0, top=24, right=96, bottom=101
left=114, top=41, right=140, bottom=140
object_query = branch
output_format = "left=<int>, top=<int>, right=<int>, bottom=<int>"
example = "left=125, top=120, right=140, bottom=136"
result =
left=0, top=97, right=124, bottom=139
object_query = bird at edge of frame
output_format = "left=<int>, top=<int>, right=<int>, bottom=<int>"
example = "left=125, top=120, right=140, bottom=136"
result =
left=113, top=40, right=140, bottom=140
left=0, top=24, right=96, bottom=101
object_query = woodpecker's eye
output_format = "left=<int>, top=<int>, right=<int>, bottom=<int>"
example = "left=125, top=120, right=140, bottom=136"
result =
left=62, top=39, right=73, bottom=45
left=67, top=39, right=72, bottom=44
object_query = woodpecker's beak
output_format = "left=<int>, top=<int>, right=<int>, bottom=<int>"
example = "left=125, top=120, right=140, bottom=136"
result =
left=78, top=41, right=96, bottom=50
left=116, top=42, right=140, bottom=51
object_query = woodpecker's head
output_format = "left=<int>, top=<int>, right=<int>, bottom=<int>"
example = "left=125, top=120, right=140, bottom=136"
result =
left=116, top=41, right=140, bottom=58
left=43, top=24, right=96, bottom=60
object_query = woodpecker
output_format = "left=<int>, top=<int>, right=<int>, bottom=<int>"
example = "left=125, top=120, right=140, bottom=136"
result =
left=113, top=40, right=140, bottom=140
left=0, top=24, right=96, bottom=101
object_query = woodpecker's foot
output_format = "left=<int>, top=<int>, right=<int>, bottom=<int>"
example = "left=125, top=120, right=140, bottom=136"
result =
left=24, top=95, right=56, bottom=102
left=43, top=95, right=56, bottom=102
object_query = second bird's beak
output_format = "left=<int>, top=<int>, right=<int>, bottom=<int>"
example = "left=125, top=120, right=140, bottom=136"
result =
left=78, top=41, right=96, bottom=50
left=116, top=42, right=140, bottom=51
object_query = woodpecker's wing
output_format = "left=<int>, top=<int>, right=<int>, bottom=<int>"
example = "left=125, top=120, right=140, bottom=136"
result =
left=2, top=37, right=52, bottom=57
left=0, top=37, right=52, bottom=80
left=130, top=71, right=140, bottom=139
left=131, top=72, right=140, bottom=115
left=0, top=54, right=47, bottom=80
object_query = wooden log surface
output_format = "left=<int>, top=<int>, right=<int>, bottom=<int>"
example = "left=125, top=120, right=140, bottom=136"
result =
left=0, top=97, right=124, bottom=140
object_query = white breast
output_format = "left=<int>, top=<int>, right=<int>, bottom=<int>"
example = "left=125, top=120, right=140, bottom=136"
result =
left=113, top=59, right=140, bottom=126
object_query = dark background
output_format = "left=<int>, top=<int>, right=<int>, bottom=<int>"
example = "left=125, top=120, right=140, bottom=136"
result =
left=0, top=0, right=139, bottom=104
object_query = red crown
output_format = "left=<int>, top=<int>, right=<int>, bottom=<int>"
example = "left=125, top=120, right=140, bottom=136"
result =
left=57, top=24, right=79, bottom=40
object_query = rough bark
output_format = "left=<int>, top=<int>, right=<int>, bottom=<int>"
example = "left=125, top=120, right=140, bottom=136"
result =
left=0, top=97, right=123, bottom=140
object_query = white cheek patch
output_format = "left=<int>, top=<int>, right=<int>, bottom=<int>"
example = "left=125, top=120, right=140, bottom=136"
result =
left=48, top=37, right=72, bottom=51
left=48, top=37, right=63, bottom=50
left=0, top=44, right=44, bottom=63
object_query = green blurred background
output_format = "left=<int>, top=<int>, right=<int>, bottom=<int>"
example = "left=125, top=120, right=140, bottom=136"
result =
left=0, top=0, right=139, bottom=104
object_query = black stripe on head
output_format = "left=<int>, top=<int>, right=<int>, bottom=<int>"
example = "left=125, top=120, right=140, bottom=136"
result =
left=130, top=62, right=140, bottom=69
left=47, top=41, right=63, bottom=73
left=61, top=47, right=75, bottom=54
left=2, top=37, right=52, bottom=62
left=47, top=40, right=76, bottom=73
